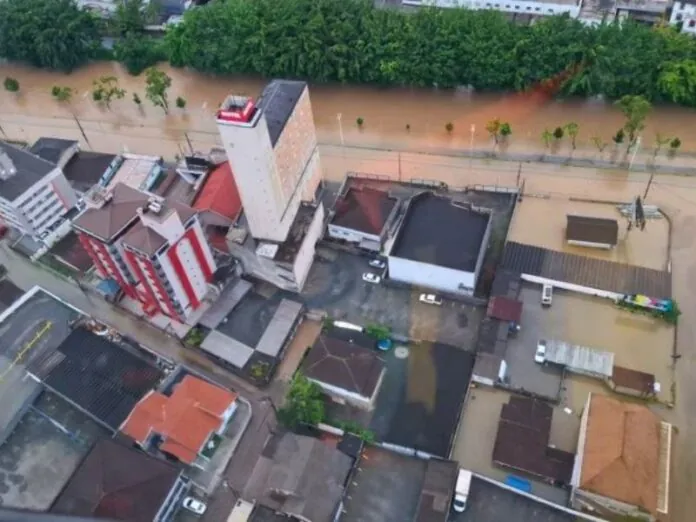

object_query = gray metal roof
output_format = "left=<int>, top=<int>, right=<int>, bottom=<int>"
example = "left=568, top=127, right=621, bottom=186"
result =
left=29, top=138, right=78, bottom=164
left=501, top=242, right=671, bottom=298
left=0, top=141, right=56, bottom=201
left=256, top=299, right=303, bottom=357
left=257, top=80, right=306, bottom=147
left=543, top=339, right=614, bottom=378
left=199, top=279, right=252, bottom=329
left=200, top=329, right=254, bottom=368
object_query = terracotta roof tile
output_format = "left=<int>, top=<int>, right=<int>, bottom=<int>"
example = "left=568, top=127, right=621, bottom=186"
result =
left=331, top=186, right=397, bottom=235
left=193, top=162, right=242, bottom=222
left=120, top=375, right=237, bottom=464
left=122, top=221, right=167, bottom=256
left=580, top=394, right=662, bottom=515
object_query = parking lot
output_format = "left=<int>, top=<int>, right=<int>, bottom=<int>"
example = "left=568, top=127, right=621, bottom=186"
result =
left=450, top=388, right=573, bottom=506
left=508, top=197, right=669, bottom=271
left=299, top=250, right=483, bottom=349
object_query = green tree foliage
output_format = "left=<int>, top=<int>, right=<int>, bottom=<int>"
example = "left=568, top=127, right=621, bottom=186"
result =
left=114, top=34, right=166, bottom=76
left=553, top=126, right=565, bottom=140
left=445, top=122, right=454, bottom=133
left=565, top=122, right=579, bottom=149
left=111, top=0, right=157, bottom=36
left=657, top=60, right=696, bottom=107
left=364, top=323, right=391, bottom=341
left=3, top=78, right=19, bottom=92
left=278, top=374, right=325, bottom=429
left=0, top=0, right=101, bottom=71
left=144, top=67, right=171, bottom=113
left=51, top=85, right=73, bottom=102
left=92, top=76, right=126, bottom=109
left=615, top=94, right=652, bottom=145
left=162, top=0, right=696, bottom=106
left=176, top=96, right=186, bottom=109
left=499, top=122, right=512, bottom=138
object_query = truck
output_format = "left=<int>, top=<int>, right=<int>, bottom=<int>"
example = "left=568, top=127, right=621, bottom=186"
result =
left=452, top=469, right=473, bottom=512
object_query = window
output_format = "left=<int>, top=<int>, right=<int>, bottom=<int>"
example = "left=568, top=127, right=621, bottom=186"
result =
left=677, top=13, right=683, bottom=20
left=526, top=5, right=531, bottom=9
left=690, top=19, right=696, bottom=27
left=535, top=6, right=540, bottom=10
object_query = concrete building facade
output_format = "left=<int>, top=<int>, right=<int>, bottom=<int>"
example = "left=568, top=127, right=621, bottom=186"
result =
left=216, top=80, right=324, bottom=292
left=73, top=183, right=217, bottom=322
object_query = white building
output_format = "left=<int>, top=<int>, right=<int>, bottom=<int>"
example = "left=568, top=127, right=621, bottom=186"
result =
left=216, top=80, right=325, bottom=292
left=670, top=1, right=696, bottom=34
left=0, top=141, right=78, bottom=241
left=387, top=192, right=492, bottom=296
left=406, top=0, right=582, bottom=19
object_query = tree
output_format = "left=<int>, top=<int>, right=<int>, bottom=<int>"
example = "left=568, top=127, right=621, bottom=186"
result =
left=652, top=132, right=672, bottom=159
left=3, top=77, right=19, bottom=93
left=553, top=126, right=565, bottom=140
left=500, top=122, right=512, bottom=139
left=278, top=373, right=325, bottom=429
left=658, top=60, right=696, bottom=107
left=669, top=137, right=681, bottom=157
left=51, top=86, right=73, bottom=102
left=486, top=118, right=502, bottom=144
left=615, top=95, right=651, bottom=146
left=111, top=0, right=158, bottom=36
left=144, top=67, right=171, bottom=113
left=133, top=93, right=142, bottom=105
left=445, top=122, right=454, bottom=134
left=92, top=76, right=126, bottom=109
left=541, top=129, right=553, bottom=149
left=114, top=34, right=166, bottom=76
left=565, top=122, right=579, bottom=151
left=364, top=323, right=391, bottom=341
left=612, top=129, right=625, bottom=145
left=356, top=117, right=364, bottom=127
left=176, top=96, right=187, bottom=109
left=591, top=136, right=608, bottom=155
left=0, top=0, right=101, bottom=71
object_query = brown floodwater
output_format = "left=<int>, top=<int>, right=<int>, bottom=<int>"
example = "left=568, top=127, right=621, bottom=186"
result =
left=2, top=61, right=696, bottom=157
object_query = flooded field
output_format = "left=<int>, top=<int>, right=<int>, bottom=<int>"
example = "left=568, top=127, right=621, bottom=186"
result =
left=2, top=62, right=696, bottom=157
left=508, top=197, right=670, bottom=271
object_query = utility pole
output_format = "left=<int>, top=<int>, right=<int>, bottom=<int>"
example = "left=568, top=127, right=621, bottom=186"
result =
left=628, top=135, right=641, bottom=170
left=184, top=132, right=194, bottom=155
left=398, top=153, right=402, bottom=181
left=72, top=113, right=92, bottom=149
left=516, top=163, right=522, bottom=187
left=643, top=171, right=655, bottom=201
left=337, top=113, right=344, bottom=147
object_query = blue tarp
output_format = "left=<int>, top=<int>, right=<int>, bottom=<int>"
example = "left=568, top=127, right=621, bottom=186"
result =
left=96, top=278, right=121, bottom=298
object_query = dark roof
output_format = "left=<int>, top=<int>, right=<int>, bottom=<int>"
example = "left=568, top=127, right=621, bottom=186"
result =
left=243, top=432, right=352, bottom=522
left=49, top=232, right=93, bottom=272
left=33, top=327, right=163, bottom=430
left=301, top=334, right=385, bottom=398
left=0, top=278, right=23, bottom=313
left=51, top=439, right=181, bottom=522
left=487, top=296, right=523, bottom=323
left=493, top=396, right=574, bottom=484
left=415, top=459, right=458, bottom=522
left=121, top=221, right=167, bottom=256
left=257, top=80, right=307, bottom=147
left=490, top=270, right=522, bottom=299
left=63, top=152, right=117, bottom=193
left=73, top=183, right=149, bottom=241
left=0, top=141, right=56, bottom=201
left=566, top=215, right=618, bottom=246
left=331, top=187, right=398, bottom=235
left=391, top=192, right=489, bottom=272
left=611, top=365, right=655, bottom=394
left=29, top=138, right=78, bottom=164
left=501, top=242, right=671, bottom=298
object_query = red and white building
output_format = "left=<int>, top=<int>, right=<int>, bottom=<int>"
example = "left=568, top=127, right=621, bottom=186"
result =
left=72, top=183, right=217, bottom=322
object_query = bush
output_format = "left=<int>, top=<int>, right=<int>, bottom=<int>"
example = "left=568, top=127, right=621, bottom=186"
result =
left=356, top=116, right=364, bottom=127
left=553, top=126, right=564, bottom=139
left=278, top=373, right=325, bottom=429
left=3, top=77, right=19, bottom=92
left=114, top=34, right=166, bottom=76
left=175, top=96, right=186, bottom=109
left=445, top=122, right=454, bottom=133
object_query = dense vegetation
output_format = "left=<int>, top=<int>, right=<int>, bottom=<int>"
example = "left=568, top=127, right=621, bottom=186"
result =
left=3, top=0, right=696, bottom=106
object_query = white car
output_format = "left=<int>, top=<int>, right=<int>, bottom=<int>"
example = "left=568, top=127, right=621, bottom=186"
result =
left=368, top=259, right=386, bottom=269
left=182, top=497, right=207, bottom=516
left=419, top=293, right=442, bottom=306
left=535, top=340, right=547, bottom=364
left=541, top=283, right=553, bottom=307
left=362, top=272, right=381, bottom=284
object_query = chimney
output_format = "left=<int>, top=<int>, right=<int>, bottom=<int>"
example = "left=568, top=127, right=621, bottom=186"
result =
left=0, top=151, right=17, bottom=180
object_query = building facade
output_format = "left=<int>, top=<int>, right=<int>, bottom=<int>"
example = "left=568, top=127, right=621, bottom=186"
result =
left=0, top=141, right=78, bottom=241
left=216, top=80, right=324, bottom=292
left=670, top=1, right=696, bottom=34
left=73, top=183, right=217, bottom=322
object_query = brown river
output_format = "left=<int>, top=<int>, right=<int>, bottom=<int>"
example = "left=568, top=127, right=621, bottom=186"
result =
left=2, top=62, right=696, bottom=160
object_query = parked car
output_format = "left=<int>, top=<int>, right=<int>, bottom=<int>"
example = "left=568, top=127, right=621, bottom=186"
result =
left=362, top=272, right=381, bottom=284
left=182, top=497, right=207, bottom=516
left=368, top=258, right=386, bottom=269
left=534, top=340, right=547, bottom=364
left=419, top=293, right=442, bottom=306
left=541, top=284, right=553, bottom=307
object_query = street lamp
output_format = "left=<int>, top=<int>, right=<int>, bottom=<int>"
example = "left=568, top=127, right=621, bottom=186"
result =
left=337, top=113, right=344, bottom=147
left=470, top=124, right=476, bottom=168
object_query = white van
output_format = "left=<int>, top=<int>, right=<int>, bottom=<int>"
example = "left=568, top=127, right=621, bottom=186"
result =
left=452, top=469, right=473, bottom=512
left=541, top=284, right=553, bottom=307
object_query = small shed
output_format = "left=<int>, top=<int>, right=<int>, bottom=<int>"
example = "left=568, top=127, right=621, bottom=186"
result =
left=610, top=365, right=656, bottom=397
left=487, top=296, right=523, bottom=323
left=543, top=339, right=614, bottom=379
left=565, top=215, right=618, bottom=250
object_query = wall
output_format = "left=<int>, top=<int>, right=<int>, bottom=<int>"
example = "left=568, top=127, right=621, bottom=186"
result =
left=292, top=204, right=325, bottom=290
left=312, top=379, right=374, bottom=410
left=405, top=0, right=581, bottom=17
left=567, top=239, right=613, bottom=250
left=520, top=274, right=620, bottom=300
left=571, top=489, right=654, bottom=522
left=327, top=223, right=381, bottom=245
left=387, top=255, right=476, bottom=295
left=473, top=213, right=493, bottom=287
left=570, top=394, right=591, bottom=488
left=671, top=2, right=696, bottom=33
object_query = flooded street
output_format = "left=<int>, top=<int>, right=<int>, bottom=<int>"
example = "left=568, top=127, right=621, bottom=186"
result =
left=1, top=62, right=696, bottom=520
left=2, top=62, right=696, bottom=157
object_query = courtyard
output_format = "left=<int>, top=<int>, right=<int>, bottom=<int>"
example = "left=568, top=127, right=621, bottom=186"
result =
left=508, top=196, right=669, bottom=271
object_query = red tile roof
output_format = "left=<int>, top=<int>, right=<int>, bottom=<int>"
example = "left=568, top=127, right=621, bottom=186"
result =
left=193, top=162, right=242, bottom=222
left=120, top=375, right=237, bottom=464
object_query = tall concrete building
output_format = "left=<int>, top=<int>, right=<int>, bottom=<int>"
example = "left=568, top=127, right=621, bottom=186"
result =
left=216, top=80, right=324, bottom=292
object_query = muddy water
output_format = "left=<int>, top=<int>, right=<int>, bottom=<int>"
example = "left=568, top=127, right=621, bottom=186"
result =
left=2, top=62, right=696, bottom=156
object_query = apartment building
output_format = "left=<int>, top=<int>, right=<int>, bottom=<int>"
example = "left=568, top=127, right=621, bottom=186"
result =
left=670, top=1, right=696, bottom=33
left=216, top=80, right=325, bottom=292
left=73, top=183, right=217, bottom=322
left=0, top=141, right=78, bottom=241
left=406, top=0, right=582, bottom=18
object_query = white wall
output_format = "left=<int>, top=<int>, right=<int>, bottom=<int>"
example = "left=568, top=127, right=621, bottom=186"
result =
left=310, top=379, right=374, bottom=410
left=670, top=1, right=696, bottom=33
left=520, top=274, right=620, bottom=300
left=388, top=256, right=476, bottom=295
left=405, top=0, right=581, bottom=17
left=328, top=223, right=380, bottom=245
left=293, top=204, right=325, bottom=290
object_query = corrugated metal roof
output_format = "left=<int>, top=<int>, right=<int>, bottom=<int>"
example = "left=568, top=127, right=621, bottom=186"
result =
left=544, top=340, right=614, bottom=378
left=501, top=242, right=671, bottom=298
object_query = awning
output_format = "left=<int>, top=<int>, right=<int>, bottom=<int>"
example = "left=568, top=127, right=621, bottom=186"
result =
left=487, top=296, right=523, bottom=323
